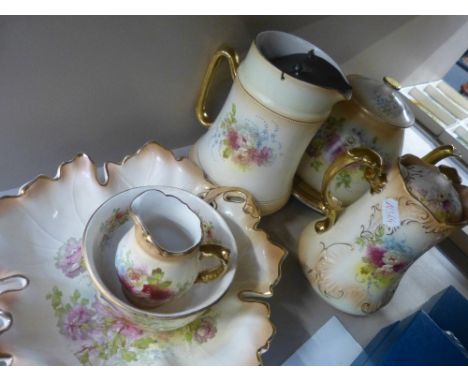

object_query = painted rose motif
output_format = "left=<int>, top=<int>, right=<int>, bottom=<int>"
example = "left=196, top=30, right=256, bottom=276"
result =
left=201, top=220, right=221, bottom=245
left=63, top=304, right=94, bottom=341
left=194, top=317, right=217, bottom=343
left=354, top=220, right=412, bottom=289
left=115, top=250, right=177, bottom=305
left=306, top=116, right=389, bottom=190
left=100, top=208, right=130, bottom=243
left=304, top=196, right=454, bottom=314
left=140, top=270, right=175, bottom=302
left=92, top=298, right=143, bottom=340
left=55, top=238, right=85, bottom=278
left=47, top=285, right=218, bottom=365
left=47, top=230, right=219, bottom=365
left=212, top=103, right=281, bottom=171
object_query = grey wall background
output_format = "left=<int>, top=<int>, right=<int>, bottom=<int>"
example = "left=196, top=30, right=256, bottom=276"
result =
left=0, top=15, right=467, bottom=189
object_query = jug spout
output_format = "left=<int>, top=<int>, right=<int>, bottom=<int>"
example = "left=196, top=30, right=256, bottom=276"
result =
left=129, top=190, right=203, bottom=258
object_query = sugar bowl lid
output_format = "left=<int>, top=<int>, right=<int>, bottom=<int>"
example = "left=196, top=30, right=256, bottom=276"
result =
left=349, top=74, right=415, bottom=128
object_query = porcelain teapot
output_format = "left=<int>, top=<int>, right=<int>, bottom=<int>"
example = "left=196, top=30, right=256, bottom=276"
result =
left=190, top=31, right=351, bottom=215
left=299, top=145, right=467, bottom=315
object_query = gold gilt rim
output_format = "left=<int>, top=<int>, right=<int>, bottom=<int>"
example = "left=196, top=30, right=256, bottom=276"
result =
left=0, top=140, right=286, bottom=366
left=81, top=185, right=236, bottom=320
left=238, top=293, right=276, bottom=366
left=201, top=187, right=288, bottom=300
left=129, top=189, right=204, bottom=257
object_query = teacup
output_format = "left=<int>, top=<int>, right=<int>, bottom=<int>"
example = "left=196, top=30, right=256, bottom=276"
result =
left=115, top=189, right=231, bottom=308
left=83, top=186, right=238, bottom=332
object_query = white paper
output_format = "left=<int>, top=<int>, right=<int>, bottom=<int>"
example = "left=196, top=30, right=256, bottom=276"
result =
left=382, top=198, right=401, bottom=228
left=282, top=316, right=363, bottom=366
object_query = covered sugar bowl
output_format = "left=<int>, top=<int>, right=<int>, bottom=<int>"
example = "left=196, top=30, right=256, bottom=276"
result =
left=295, top=75, right=415, bottom=212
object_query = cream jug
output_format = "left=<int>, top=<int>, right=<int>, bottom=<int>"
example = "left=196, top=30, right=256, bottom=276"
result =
left=299, top=145, right=467, bottom=315
left=190, top=31, right=351, bottom=215
left=115, top=189, right=231, bottom=309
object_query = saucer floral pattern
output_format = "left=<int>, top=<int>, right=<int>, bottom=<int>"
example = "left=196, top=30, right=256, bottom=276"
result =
left=55, top=238, right=85, bottom=278
left=46, top=205, right=219, bottom=365
left=46, top=284, right=218, bottom=365
left=0, top=143, right=284, bottom=366
left=211, top=103, right=282, bottom=171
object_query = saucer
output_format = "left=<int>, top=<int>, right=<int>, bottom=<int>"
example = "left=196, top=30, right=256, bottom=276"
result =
left=83, top=186, right=238, bottom=330
left=0, top=142, right=286, bottom=365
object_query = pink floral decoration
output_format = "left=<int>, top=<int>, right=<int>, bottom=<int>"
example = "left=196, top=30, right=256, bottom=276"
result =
left=194, top=317, right=217, bottom=344
left=55, top=238, right=85, bottom=278
left=63, top=305, right=94, bottom=341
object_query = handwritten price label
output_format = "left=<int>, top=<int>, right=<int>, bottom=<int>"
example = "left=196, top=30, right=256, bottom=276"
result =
left=382, top=198, right=400, bottom=228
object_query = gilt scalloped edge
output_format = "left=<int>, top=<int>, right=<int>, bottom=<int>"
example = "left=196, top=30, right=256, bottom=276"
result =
left=0, top=141, right=287, bottom=365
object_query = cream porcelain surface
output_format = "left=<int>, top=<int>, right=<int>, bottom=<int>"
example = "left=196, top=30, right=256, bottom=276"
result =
left=0, top=142, right=286, bottom=365
left=299, top=151, right=466, bottom=316
left=192, top=31, right=349, bottom=215
left=295, top=75, right=414, bottom=211
left=86, top=186, right=237, bottom=319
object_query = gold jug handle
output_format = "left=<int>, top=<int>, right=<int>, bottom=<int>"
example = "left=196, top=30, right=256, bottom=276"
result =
left=315, top=147, right=387, bottom=234
left=195, top=47, right=240, bottom=128
left=196, top=244, right=230, bottom=283
left=421, top=144, right=460, bottom=165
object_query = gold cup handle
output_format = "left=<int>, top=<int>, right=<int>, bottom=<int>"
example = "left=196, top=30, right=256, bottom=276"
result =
left=315, top=147, right=387, bottom=233
left=195, top=47, right=240, bottom=128
left=196, top=244, right=230, bottom=283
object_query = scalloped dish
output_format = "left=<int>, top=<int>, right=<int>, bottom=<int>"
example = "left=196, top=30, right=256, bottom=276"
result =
left=0, top=142, right=286, bottom=365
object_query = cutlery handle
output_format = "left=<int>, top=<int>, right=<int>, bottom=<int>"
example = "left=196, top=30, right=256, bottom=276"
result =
left=195, top=47, right=240, bottom=128
left=315, top=147, right=387, bottom=233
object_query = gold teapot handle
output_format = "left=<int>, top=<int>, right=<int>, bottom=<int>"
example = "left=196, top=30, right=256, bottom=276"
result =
left=195, top=47, right=240, bottom=128
left=196, top=244, right=230, bottom=283
left=315, top=147, right=387, bottom=233
left=422, top=144, right=463, bottom=186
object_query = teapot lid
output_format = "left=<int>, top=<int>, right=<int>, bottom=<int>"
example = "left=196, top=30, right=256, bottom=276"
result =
left=349, top=75, right=415, bottom=128
left=400, top=159, right=463, bottom=224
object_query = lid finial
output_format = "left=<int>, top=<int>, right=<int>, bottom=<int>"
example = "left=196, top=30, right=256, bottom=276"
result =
left=383, top=76, right=402, bottom=91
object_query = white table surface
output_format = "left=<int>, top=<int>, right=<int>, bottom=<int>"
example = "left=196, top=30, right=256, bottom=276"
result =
left=1, top=125, right=467, bottom=366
